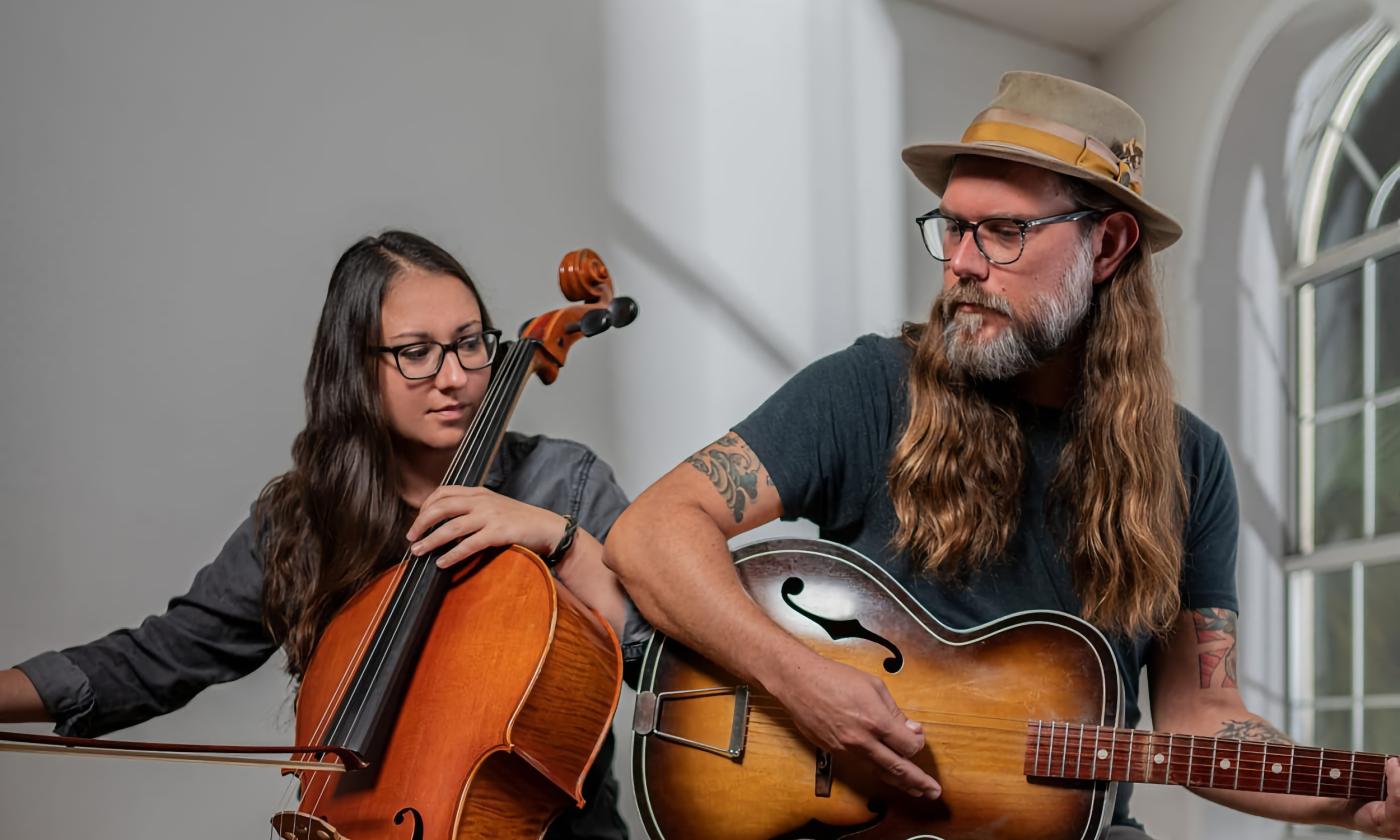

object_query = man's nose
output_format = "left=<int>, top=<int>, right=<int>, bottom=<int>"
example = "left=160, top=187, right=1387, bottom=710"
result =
left=946, top=229, right=989, bottom=281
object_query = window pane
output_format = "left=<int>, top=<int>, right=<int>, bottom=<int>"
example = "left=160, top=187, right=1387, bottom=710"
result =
left=1316, top=708, right=1354, bottom=751
left=1313, top=568, right=1354, bottom=697
left=1364, top=560, right=1400, bottom=694
left=1376, top=185, right=1400, bottom=229
left=1350, top=48, right=1400, bottom=221
left=1380, top=403, right=1400, bottom=537
left=1363, top=707, right=1400, bottom=754
left=1317, top=148, right=1373, bottom=253
left=1381, top=252, right=1400, bottom=393
left=1315, top=413, right=1366, bottom=545
left=1313, top=271, right=1364, bottom=410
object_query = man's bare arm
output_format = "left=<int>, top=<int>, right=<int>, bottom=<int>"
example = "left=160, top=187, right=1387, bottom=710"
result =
left=606, top=433, right=940, bottom=798
left=1150, top=609, right=1398, bottom=834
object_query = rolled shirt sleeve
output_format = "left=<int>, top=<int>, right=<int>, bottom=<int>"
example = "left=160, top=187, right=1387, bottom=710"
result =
left=14, top=516, right=278, bottom=737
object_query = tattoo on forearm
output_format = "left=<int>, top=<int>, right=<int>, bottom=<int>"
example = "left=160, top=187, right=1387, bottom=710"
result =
left=1217, top=718, right=1292, bottom=744
left=686, top=433, right=761, bottom=523
left=1193, top=607, right=1239, bottom=689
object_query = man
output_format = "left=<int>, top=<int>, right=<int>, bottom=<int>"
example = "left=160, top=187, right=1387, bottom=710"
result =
left=606, top=72, right=1399, bottom=837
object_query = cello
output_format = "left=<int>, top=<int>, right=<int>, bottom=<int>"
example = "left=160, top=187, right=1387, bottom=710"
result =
left=1, top=248, right=638, bottom=840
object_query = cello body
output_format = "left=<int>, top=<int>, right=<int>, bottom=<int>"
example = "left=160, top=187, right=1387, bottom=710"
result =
left=289, top=545, right=622, bottom=840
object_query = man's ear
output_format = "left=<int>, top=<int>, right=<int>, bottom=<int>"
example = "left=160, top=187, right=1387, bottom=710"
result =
left=1092, top=209, right=1140, bottom=284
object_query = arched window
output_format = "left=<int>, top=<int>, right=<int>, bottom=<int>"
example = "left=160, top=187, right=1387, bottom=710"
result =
left=1287, top=15, right=1400, bottom=768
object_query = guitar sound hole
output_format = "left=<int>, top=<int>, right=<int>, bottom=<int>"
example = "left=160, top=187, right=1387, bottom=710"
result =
left=780, top=577, right=904, bottom=673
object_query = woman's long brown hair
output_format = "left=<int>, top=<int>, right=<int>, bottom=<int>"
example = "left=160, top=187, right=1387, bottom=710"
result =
left=256, top=231, right=493, bottom=677
left=888, top=182, right=1187, bottom=638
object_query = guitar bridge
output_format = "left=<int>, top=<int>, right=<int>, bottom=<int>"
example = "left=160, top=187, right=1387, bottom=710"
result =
left=633, top=685, right=749, bottom=759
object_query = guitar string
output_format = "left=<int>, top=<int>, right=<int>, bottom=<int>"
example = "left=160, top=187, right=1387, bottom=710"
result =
left=731, top=719, right=1385, bottom=794
left=733, top=711, right=1388, bottom=789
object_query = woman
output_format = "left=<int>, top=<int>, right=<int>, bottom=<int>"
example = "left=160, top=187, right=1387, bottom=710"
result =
left=0, top=231, right=648, bottom=838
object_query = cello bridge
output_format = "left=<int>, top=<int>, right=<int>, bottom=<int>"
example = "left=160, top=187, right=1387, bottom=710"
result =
left=270, top=811, right=346, bottom=840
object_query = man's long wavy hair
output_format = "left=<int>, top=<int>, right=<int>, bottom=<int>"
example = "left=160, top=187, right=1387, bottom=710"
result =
left=256, top=231, right=493, bottom=677
left=888, top=178, right=1187, bottom=638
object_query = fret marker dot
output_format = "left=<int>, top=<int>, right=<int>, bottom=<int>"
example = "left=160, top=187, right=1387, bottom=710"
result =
left=1330, top=769, right=1341, bottom=780
left=1154, top=754, right=1165, bottom=764
left=1097, top=749, right=1109, bottom=760
left=1220, top=759, right=1231, bottom=770
left=1272, top=763, right=1283, bottom=774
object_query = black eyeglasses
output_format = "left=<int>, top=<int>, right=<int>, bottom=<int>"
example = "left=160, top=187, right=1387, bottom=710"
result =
left=372, top=329, right=502, bottom=380
left=914, top=208, right=1102, bottom=265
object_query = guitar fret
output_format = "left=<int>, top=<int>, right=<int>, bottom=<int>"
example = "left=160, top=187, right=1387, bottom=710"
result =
left=1144, top=732, right=1154, bottom=783
left=1209, top=737, right=1218, bottom=788
left=1188, top=734, right=1197, bottom=786
left=1046, top=721, right=1055, bottom=777
left=1260, top=742, right=1268, bottom=792
left=1126, top=729, right=1134, bottom=781
left=1233, top=739, right=1242, bottom=789
left=1034, top=721, right=1044, bottom=776
left=1287, top=743, right=1296, bottom=794
left=1317, top=748, right=1325, bottom=796
left=1060, top=723, right=1070, bottom=778
left=1108, top=728, right=1117, bottom=779
left=1348, top=750, right=1356, bottom=799
left=1077, top=724, right=1084, bottom=779
left=1167, top=733, right=1174, bottom=785
left=1089, top=724, right=1098, bottom=779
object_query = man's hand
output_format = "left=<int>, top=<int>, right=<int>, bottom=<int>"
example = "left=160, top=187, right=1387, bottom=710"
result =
left=1348, top=757, right=1400, bottom=837
left=767, top=651, right=941, bottom=799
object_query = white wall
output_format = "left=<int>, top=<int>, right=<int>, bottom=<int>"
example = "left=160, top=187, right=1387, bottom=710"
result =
left=0, top=2, right=1090, bottom=839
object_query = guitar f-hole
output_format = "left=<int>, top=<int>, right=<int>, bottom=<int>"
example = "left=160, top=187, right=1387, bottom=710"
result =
left=780, top=577, right=904, bottom=673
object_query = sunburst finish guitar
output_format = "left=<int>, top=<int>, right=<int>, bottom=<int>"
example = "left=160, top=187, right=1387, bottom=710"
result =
left=631, top=539, right=1392, bottom=840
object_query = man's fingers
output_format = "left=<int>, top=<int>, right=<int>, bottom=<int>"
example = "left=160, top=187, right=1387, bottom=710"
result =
left=876, top=708, right=926, bottom=758
left=864, top=739, right=940, bottom=799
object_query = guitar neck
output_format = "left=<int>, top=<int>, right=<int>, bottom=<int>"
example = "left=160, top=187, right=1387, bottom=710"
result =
left=1023, top=721, right=1392, bottom=801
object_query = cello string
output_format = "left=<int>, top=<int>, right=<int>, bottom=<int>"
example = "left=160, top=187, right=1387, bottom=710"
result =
left=301, top=338, right=536, bottom=819
left=324, top=338, right=530, bottom=745
left=291, top=345, right=528, bottom=755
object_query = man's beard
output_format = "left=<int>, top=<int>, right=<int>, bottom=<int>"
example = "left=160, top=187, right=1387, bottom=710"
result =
left=937, top=236, right=1095, bottom=381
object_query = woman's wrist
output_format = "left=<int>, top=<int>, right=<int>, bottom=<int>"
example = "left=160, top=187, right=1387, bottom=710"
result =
left=542, top=514, right=578, bottom=567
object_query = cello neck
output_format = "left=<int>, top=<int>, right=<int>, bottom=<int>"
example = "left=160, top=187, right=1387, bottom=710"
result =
left=438, top=337, right=541, bottom=489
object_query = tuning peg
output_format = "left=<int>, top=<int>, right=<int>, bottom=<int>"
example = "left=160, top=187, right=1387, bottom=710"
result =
left=609, top=297, right=638, bottom=328
left=568, top=308, right=612, bottom=337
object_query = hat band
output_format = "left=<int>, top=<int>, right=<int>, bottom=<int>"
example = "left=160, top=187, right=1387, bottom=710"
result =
left=960, top=107, right=1144, bottom=195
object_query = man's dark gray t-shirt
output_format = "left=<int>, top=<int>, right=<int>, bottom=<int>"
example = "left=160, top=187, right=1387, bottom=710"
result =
left=732, top=334, right=1240, bottom=830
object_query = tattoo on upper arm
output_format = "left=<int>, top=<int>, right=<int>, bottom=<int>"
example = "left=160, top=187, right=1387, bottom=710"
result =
left=686, top=433, right=763, bottom=524
left=1217, top=718, right=1291, bottom=744
left=1192, top=607, right=1239, bottom=689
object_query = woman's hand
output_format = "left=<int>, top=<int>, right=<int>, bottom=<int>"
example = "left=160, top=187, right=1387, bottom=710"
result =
left=406, top=486, right=568, bottom=569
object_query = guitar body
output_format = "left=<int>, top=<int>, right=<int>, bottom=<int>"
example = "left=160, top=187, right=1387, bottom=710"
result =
left=632, top=539, right=1123, bottom=840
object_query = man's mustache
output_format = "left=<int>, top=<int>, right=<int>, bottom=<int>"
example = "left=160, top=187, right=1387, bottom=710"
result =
left=938, top=283, right=1014, bottom=321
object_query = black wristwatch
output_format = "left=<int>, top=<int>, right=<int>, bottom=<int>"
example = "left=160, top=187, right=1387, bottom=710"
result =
left=543, top=514, right=578, bottom=568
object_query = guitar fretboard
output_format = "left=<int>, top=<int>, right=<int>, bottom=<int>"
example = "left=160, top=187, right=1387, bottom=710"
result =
left=1023, top=720, right=1391, bottom=801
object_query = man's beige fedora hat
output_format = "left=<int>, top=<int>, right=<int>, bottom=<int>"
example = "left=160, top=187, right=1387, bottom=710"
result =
left=902, top=71, right=1182, bottom=251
